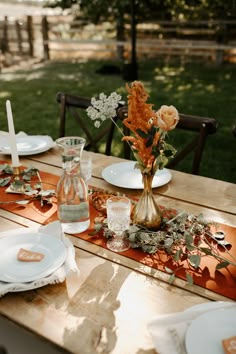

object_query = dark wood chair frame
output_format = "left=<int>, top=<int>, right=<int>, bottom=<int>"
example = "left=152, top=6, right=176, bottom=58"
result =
left=168, top=113, right=217, bottom=174
left=56, top=92, right=218, bottom=175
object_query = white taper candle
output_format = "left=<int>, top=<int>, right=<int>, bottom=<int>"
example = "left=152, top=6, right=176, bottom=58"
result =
left=6, top=100, right=20, bottom=167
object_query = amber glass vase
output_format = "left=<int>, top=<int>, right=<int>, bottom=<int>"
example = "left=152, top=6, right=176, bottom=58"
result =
left=133, top=172, right=162, bottom=230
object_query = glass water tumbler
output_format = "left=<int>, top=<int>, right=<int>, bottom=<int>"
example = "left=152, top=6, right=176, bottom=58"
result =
left=56, top=136, right=90, bottom=234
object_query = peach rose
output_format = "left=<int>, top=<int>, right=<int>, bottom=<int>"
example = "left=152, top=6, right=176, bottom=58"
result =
left=156, top=105, right=179, bottom=131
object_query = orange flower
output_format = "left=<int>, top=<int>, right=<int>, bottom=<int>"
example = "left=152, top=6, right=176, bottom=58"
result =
left=123, top=81, right=156, bottom=134
left=87, top=81, right=177, bottom=173
left=122, top=81, right=158, bottom=167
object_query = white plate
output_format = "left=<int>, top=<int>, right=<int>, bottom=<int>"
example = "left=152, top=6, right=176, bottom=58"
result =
left=102, top=161, right=172, bottom=189
left=0, top=135, right=55, bottom=156
left=185, top=307, right=236, bottom=354
left=0, top=232, right=67, bottom=283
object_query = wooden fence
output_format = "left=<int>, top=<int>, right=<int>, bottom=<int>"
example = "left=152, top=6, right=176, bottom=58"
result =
left=1, top=14, right=236, bottom=68
left=0, top=14, right=43, bottom=67
left=0, top=16, right=34, bottom=56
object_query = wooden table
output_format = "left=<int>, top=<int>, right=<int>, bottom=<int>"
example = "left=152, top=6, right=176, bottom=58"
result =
left=0, top=147, right=235, bottom=354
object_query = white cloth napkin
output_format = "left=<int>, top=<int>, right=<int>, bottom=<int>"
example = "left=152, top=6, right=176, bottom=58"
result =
left=0, top=221, right=79, bottom=297
left=147, top=301, right=236, bottom=354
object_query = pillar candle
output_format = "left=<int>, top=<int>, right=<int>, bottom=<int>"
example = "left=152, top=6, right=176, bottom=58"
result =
left=6, top=100, right=20, bottom=167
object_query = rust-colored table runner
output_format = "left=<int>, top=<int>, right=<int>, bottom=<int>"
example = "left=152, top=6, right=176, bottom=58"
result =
left=0, top=169, right=58, bottom=224
left=68, top=207, right=236, bottom=301
left=0, top=166, right=235, bottom=300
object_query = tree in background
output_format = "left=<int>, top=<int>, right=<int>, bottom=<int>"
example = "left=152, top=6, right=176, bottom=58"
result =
left=46, top=0, right=236, bottom=21
left=45, top=0, right=236, bottom=78
left=45, top=0, right=172, bottom=79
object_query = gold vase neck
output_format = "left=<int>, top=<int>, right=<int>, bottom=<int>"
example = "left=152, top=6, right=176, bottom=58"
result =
left=142, top=173, right=154, bottom=192
left=133, top=170, right=162, bottom=230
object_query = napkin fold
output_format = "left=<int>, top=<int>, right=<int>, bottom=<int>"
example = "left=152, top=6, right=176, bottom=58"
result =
left=147, top=302, right=236, bottom=354
left=0, top=221, right=79, bottom=297
left=39, top=221, right=79, bottom=276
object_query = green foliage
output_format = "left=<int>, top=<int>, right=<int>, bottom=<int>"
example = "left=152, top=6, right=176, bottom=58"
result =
left=186, top=272, right=193, bottom=285
left=189, top=254, right=201, bottom=269
left=0, top=164, right=13, bottom=174
left=0, top=164, right=55, bottom=205
left=216, top=261, right=230, bottom=270
left=11, top=179, right=25, bottom=191
left=168, top=273, right=176, bottom=284
left=45, top=0, right=236, bottom=21
left=91, top=207, right=235, bottom=285
left=0, top=177, right=11, bottom=187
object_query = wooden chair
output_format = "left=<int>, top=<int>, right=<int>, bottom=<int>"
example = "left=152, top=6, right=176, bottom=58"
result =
left=116, top=106, right=218, bottom=175
left=56, top=92, right=123, bottom=155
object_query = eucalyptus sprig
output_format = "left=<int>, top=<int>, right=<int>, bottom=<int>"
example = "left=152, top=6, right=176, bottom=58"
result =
left=0, top=163, right=40, bottom=181
left=91, top=210, right=235, bottom=285
left=0, top=163, right=55, bottom=206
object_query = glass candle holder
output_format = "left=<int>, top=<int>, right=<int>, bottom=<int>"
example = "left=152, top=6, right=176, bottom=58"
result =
left=106, top=196, right=131, bottom=252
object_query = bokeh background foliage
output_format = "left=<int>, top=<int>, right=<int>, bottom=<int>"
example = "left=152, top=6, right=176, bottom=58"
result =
left=1, top=58, right=235, bottom=183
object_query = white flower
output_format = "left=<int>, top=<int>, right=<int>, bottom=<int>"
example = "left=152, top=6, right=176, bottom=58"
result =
left=94, top=120, right=101, bottom=128
left=87, top=91, right=123, bottom=128
left=99, top=93, right=106, bottom=100
left=100, top=115, right=107, bottom=122
left=91, top=97, right=97, bottom=105
left=86, top=106, right=97, bottom=120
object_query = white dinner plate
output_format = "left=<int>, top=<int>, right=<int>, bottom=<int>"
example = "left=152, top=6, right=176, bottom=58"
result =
left=102, top=161, right=172, bottom=189
left=185, top=307, right=236, bottom=354
left=0, top=232, right=67, bottom=283
left=0, top=135, right=55, bottom=156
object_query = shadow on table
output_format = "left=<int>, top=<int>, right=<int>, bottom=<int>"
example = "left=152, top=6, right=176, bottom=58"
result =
left=63, top=259, right=128, bottom=353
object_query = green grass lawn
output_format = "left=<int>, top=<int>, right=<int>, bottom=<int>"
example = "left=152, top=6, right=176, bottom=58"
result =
left=0, top=58, right=236, bottom=183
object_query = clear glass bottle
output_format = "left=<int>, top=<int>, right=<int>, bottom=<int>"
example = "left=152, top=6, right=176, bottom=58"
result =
left=56, top=137, right=90, bottom=234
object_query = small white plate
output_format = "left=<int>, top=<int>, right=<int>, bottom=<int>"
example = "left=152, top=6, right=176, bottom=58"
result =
left=0, top=232, right=67, bottom=283
left=0, top=135, right=55, bottom=156
left=102, top=161, right=172, bottom=189
left=185, top=307, right=236, bottom=354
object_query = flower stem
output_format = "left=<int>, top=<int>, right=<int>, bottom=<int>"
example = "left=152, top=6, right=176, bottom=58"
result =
left=110, top=117, right=133, bottom=151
